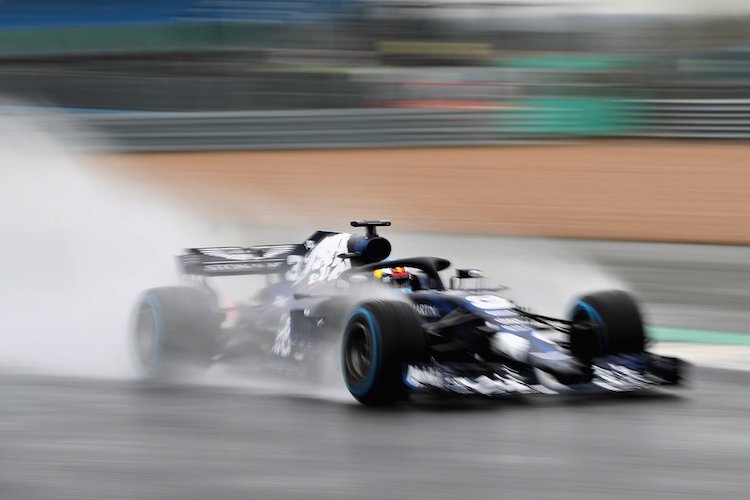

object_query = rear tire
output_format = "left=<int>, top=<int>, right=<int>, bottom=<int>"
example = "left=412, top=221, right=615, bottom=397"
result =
left=130, top=286, right=221, bottom=380
left=342, top=300, right=425, bottom=405
left=568, top=290, right=646, bottom=361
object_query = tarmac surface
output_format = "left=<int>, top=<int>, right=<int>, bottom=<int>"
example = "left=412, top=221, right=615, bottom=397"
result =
left=1, top=367, right=748, bottom=500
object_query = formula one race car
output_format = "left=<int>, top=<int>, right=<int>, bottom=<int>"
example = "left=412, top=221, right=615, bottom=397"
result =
left=130, top=220, right=684, bottom=405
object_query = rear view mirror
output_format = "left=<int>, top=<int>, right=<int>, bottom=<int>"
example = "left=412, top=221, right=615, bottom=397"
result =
left=451, top=269, right=484, bottom=289
left=456, top=268, right=483, bottom=279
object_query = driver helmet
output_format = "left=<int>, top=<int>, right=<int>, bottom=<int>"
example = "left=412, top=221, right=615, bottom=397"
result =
left=391, top=266, right=411, bottom=286
left=373, top=266, right=413, bottom=291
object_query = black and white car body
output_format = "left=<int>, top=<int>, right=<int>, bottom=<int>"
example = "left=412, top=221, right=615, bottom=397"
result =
left=131, top=220, right=684, bottom=405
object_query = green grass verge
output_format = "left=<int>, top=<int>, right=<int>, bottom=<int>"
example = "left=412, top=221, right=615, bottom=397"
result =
left=648, top=326, right=750, bottom=346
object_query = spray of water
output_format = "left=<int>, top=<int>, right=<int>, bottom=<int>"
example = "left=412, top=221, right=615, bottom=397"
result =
left=0, top=112, right=237, bottom=378
left=0, top=109, right=625, bottom=390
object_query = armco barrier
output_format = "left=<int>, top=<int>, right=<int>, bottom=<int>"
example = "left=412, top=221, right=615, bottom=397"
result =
left=35, top=100, right=750, bottom=152
left=635, top=99, right=750, bottom=139
left=54, top=109, right=525, bottom=152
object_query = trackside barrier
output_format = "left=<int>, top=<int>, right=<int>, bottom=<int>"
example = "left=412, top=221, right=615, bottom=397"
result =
left=35, top=100, right=750, bottom=152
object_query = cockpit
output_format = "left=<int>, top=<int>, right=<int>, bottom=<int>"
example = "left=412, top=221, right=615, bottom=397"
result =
left=360, top=257, right=450, bottom=291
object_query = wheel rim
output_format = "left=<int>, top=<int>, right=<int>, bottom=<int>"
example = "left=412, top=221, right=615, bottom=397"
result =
left=134, top=302, right=157, bottom=366
left=345, top=320, right=373, bottom=386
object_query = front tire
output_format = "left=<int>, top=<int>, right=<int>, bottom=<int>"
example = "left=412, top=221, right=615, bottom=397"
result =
left=342, top=300, right=425, bottom=405
left=568, top=289, right=646, bottom=361
left=130, top=286, right=221, bottom=380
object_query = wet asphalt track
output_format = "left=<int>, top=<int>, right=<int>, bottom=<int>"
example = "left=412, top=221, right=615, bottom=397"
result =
left=1, top=368, right=748, bottom=500
left=2, top=237, right=750, bottom=499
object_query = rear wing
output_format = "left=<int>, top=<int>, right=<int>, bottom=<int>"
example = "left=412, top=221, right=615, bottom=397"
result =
left=177, top=231, right=338, bottom=277
left=179, top=244, right=304, bottom=277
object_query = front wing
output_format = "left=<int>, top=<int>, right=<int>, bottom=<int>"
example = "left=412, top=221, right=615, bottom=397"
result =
left=403, top=353, right=684, bottom=396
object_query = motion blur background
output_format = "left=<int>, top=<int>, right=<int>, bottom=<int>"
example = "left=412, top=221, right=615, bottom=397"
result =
left=2, top=2, right=750, bottom=499
left=4, top=0, right=750, bottom=242
left=4, top=0, right=750, bottom=138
